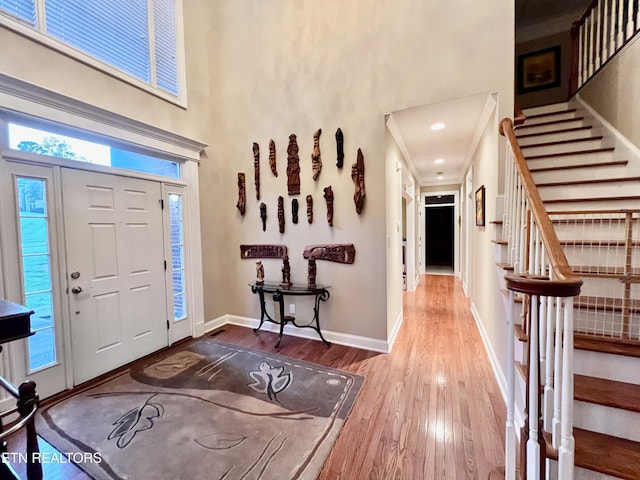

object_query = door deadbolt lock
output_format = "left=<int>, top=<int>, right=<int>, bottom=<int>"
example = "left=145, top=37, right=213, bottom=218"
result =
left=71, top=286, right=83, bottom=294
left=70, top=271, right=81, bottom=279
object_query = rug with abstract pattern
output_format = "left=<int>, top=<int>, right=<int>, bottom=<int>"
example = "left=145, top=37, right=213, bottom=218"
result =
left=36, top=339, right=364, bottom=480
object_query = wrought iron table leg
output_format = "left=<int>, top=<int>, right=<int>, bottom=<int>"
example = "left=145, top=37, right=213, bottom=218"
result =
left=273, top=291, right=285, bottom=348
left=313, top=290, right=331, bottom=346
left=252, top=286, right=267, bottom=332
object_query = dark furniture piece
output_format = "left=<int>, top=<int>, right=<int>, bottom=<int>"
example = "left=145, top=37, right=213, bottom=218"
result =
left=0, top=299, right=41, bottom=480
left=250, top=282, right=331, bottom=348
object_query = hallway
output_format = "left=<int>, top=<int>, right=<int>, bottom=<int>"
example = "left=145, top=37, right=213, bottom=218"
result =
left=9, top=275, right=506, bottom=479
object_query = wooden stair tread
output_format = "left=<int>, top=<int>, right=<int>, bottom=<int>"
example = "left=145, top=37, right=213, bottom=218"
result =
left=537, top=177, right=640, bottom=188
left=516, top=125, right=593, bottom=139
left=490, top=220, right=503, bottom=225
left=575, top=295, right=640, bottom=313
left=516, top=116, right=585, bottom=131
left=523, top=108, right=577, bottom=120
left=575, top=333, right=640, bottom=358
left=496, top=262, right=514, bottom=271
left=543, top=429, right=640, bottom=480
left=520, top=135, right=603, bottom=149
left=544, top=195, right=640, bottom=204
left=500, top=289, right=523, bottom=303
left=514, top=324, right=527, bottom=342
left=526, top=147, right=614, bottom=160
left=530, top=160, right=628, bottom=173
left=575, top=374, right=640, bottom=412
left=491, top=239, right=508, bottom=245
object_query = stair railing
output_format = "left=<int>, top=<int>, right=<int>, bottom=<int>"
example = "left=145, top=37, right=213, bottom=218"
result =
left=500, top=118, right=583, bottom=480
left=570, top=0, right=640, bottom=95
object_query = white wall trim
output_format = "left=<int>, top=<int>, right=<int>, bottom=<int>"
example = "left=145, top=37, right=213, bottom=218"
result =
left=205, top=315, right=393, bottom=353
left=0, top=73, right=207, bottom=161
left=387, top=311, right=403, bottom=353
left=470, top=301, right=525, bottom=433
left=386, top=114, right=421, bottom=183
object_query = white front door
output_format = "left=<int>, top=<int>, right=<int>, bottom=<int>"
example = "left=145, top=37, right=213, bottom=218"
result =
left=62, top=169, right=168, bottom=384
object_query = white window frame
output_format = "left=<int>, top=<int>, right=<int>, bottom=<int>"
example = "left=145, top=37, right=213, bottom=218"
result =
left=0, top=0, right=187, bottom=107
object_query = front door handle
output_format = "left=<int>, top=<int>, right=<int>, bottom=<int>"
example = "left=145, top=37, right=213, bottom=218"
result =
left=71, top=286, right=83, bottom=294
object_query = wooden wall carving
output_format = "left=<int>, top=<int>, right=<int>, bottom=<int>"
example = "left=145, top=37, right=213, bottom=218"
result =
left=311, top=128, right=322, bottom=181
left=259, top=202, right=267, bottom=231
left=269, top=139, right=277, bottom=177
left=286, top=134, right=300, bottom=195
left=292, top=199, right=299, bottom=224
left=253, top=142, right=260, bottom=200
left=236, top=172, right=246, bottom=216
left=240, top=244, right=288, bottom=259
left=352, top=148, right=366, bottom=214
left=277, top=196, right=285, bottom=233
left=323, top=186, right=334, bottom=227
left=303, top=244, right=356, bottom=264
left=306, top=195, right=313, bottom=224
left=335, top=128, right=344, bottom=168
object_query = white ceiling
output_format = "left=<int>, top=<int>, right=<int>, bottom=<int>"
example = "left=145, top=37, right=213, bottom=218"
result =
left=387, top=92, right=494, bottom=187
left=388, top=0, right=595, bottom=189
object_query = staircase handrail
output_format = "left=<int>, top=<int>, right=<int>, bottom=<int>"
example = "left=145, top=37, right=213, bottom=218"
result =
left=499, top=117, right=582, bottom=286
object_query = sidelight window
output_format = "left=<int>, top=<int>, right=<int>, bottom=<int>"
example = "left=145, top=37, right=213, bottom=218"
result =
left=16, top=176, right=57, bottom=371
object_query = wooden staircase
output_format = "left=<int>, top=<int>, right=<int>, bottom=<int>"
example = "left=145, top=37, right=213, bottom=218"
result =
left=500, top=102, right=640, bottom=479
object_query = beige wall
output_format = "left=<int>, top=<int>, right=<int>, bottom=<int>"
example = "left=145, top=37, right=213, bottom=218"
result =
left=206, top=0, right=513, bottom=341
left=469, top=108, right=509, bottom=375
left=0, top=0, right=514, bottom=344
left=579, top=36, right=640, bottom=150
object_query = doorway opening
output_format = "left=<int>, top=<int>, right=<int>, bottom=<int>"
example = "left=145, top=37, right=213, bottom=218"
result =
left=425, top=194, right=455, bottom=275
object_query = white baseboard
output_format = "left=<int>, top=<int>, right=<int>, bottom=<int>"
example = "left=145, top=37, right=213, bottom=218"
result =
left=470, top=302, right=524, bottom=434
left=387, top=311, right=403, bottom=352
left=204, top=314, right=392, bottom=353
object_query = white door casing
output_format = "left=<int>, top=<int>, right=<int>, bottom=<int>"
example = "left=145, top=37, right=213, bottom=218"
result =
left=0, top=162, right=67, bottom=399
left=62, top=169, right=168, bottom=384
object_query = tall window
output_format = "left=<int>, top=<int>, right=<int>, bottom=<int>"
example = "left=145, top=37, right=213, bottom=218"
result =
left=169, top=193, right=186, bottom=321
left=0, top=0, right=181, bottom=99
left=16, top=177, right=57, bottom=371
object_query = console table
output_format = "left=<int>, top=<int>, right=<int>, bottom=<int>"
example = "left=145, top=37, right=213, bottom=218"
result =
left=0, top=299, right=41, bottom=480
left=250, top=282, right=331, bottom=348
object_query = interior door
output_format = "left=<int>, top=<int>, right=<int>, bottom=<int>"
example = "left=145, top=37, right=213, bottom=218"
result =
left=62, top=169, right=167, bottom=384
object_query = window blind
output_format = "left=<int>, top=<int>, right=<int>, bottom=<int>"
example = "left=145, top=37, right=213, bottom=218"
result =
left=45, top=0, right=151, bottom=82
left=0, top=0, right=36, bottom=26
left=154, top=0, right=178, bottom=95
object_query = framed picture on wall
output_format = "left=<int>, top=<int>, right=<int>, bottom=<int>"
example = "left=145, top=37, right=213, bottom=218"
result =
left=517, top=46, right=561, bottom=94
left=475, top=186, right=485, bottom=227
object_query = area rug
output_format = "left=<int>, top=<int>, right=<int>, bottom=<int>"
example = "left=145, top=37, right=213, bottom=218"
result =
left=36, top=339, right=364, bottom=480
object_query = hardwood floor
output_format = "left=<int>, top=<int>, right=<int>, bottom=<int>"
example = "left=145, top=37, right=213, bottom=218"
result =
left=7, top=274, right=506, bottom=479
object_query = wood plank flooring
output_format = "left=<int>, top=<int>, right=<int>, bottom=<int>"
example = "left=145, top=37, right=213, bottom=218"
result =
left=6, top=274, right=506, bottom=479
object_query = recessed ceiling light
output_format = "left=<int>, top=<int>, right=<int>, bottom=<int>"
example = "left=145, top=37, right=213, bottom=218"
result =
left=434, top=158, right=445, bottom=164
left=430, top=122, right=445, bottom=131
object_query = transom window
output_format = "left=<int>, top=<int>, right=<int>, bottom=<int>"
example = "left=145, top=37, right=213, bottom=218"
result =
left=8, top=122, right=180, bottom=179
left=0, top=0, right=182, bottom=101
